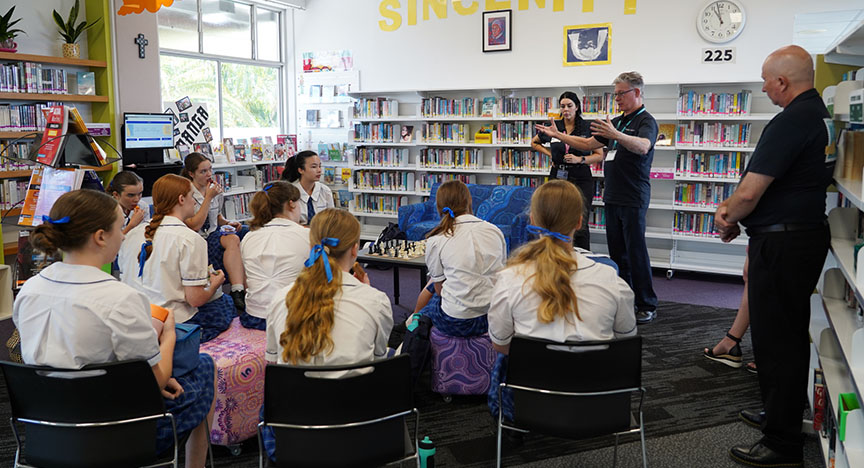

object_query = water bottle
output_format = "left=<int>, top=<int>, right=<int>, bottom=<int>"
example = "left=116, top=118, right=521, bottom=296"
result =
left=418, top=436, right=435, bottom=468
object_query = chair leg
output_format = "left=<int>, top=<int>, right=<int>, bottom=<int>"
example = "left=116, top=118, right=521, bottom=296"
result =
left=640, top=411, right=648, bottom=468
left=206, top=418, right=215, bottom=468
left=613, top=433, right=619, bottom=468
left=497, top=386, right=504, bottom=468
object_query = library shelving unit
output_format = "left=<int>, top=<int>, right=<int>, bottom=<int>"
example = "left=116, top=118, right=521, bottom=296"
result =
left=809, top=20, right=864, bottom=467
left=211, top=159, right=287, bottom=222
left=346, top=83, right=778, bottom=275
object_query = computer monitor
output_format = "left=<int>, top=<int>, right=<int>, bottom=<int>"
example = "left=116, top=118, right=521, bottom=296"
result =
left=122, top=113, right=174, bottom=166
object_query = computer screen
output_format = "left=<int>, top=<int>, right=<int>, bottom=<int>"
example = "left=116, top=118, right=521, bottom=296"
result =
left=123, top=113, right=174, bottom=150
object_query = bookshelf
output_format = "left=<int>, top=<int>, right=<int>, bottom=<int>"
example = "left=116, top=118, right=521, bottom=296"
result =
left=344, top=83, right=777, bottom=277
left=211, top=160, right=286, bottom=222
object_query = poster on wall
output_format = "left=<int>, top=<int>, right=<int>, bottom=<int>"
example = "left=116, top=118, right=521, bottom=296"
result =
left=563, top=23, right=611, bottom=67
left=302, top=50, right=354, bottom=73
left=164, top=97, right=212, bottom=162
left=482, top=10, right=512, bottom=53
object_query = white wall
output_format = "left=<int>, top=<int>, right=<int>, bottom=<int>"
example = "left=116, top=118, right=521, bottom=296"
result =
left=2, top=0, right=90, bottom=58
left=111, top=0, right=162, bottom=116
left=294, top=0, right=862, bottom=91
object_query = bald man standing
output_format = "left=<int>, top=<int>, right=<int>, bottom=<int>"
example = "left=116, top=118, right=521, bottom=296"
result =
left=715, top=45, right=833, bottom=467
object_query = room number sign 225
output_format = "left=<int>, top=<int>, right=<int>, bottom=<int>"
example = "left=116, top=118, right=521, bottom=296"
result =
left=702, top=47, right=736, bottom=64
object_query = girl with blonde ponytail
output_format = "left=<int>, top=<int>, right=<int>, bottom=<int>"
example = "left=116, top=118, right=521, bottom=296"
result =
left=239, top=181, right=309, bottom=330
left=486, top=179, right=636, bottom=421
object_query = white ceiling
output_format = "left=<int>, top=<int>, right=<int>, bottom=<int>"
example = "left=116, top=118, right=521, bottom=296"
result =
left=794, top=9, right=864, bottom=54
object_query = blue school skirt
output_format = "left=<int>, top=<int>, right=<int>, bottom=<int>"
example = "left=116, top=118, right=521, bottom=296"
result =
left=185, top=294, right=235, bottom=342
left=206, top=227, right=249, bottom=284
left=239, top=311, right=266, bottom=330
left=156, top=353, right=215, bottom=455
left=420, top=290, right=488, bottom=337
left=487, top=353, right=514, bottom=422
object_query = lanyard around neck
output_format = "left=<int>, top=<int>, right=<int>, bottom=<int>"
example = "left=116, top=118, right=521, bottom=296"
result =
left=611, top=107, right=646, bottom=150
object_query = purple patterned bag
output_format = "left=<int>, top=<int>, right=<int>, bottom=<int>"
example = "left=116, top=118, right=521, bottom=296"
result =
left=429, top=328, right=496, bottom=396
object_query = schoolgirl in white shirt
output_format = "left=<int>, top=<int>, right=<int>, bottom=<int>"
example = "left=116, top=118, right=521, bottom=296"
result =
left=117, top=222, right=146, bottom=291
left=13, top=189, right=215, bottom=466
left=107, top=171, right=151, bottom=234
left=239, top=181, right=309, bottom=330
left=486, top=180, right=636, bottom=421
left=417, top=180, right=507, bottom=337
left=281, top=151, right=334, bottom=225
left=139, top=174, right=235, bottom=342
left=181, top=153, right=247, bottom=312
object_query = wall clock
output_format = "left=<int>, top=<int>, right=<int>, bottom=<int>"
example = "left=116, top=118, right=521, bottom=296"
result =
left=697, top=0, right=746, bottom=43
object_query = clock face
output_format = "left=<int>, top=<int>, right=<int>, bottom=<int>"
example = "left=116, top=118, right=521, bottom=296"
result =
left=697, top=0, right=746, bottom=43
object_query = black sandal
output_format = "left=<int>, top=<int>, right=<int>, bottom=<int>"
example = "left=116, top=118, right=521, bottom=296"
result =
left=703, top=332, right=743, bottom=368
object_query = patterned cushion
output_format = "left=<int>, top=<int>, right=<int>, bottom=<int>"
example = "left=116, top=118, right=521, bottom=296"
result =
left=200, top=318, right=267, bottom=446
left=429, top=327, right=496, bottom=396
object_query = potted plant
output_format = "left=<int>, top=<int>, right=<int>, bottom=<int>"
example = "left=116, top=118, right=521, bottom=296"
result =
left=52, top=0, right=100, bottom=59
left=0, top=6, right=24, bottom=53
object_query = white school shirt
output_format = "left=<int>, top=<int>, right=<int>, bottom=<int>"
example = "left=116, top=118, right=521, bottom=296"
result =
left=191, top=184, right=224, bottom=237
left=291, top=180, right=334, bottom=225
left=265, top=270, right=393, bottom=366
left=117, top=223, right=147, bottom=292
left=426, top=214, right=507, bottom=319
left=123, top=199, right=152, bottom=229
left=141, top=215, right=213, bottom=323
left=13, top=262, right=161, bottom=369
left=240, top=218, right=311, bottom=319
left=487, top=251, right=637, bottom=347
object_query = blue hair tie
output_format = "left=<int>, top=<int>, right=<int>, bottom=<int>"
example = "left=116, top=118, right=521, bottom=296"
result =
left=527, top=225, right=572, bottom=242
left=138, top=240, right=152, bottom=277
left=442, top=207, right=455, bottom=218
left=304, top=237, right=341, bottom=283
left=263, top=183, right=274, bottom=192
left=41, top=215, right=70, bottom=225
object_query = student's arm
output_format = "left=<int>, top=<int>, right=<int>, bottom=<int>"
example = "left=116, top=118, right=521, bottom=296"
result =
left=373, top=293, right=394, bottom=359
left=123, top=209, right=146, bottom=234
left=612, top=276, right=637, bottom=338
left=487, top=271, right=514, bottom=355
left=531, top=135, right=552, bottom=157
left=108, top=292, right=174, bottom=389
left=183, top=270, right=225, bottom=307
left=184, top=184, right=221, bottom=231
left=179, top=237, right=223, bottom=307
left=151, top=311, right=176, bottom=389
left=433, top=281, right=443, bottom=296
left=218, top=214, right=242, bottom=230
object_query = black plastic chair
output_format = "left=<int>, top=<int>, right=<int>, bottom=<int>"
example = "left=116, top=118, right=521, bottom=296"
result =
left=497, top=335, right=647, bottom=468
left=0, top=359, right=179, bottom=468
left=259, top=354, right=419, bottom=467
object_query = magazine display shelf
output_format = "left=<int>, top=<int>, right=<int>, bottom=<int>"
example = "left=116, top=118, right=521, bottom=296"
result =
left=340, top=83, right=777, bottom=276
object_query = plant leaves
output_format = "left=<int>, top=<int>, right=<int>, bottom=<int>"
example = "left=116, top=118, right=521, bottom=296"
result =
left=53, top=10, right=66, bottom=32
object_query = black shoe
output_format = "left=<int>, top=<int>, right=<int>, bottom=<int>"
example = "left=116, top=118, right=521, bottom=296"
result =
left=739, top=409, right=765, bottom=428
left=729, top=442, right=802, bottom=467
left=230, top=290, right=246, bottom=313
left=636, top=309, right=656, bottom=324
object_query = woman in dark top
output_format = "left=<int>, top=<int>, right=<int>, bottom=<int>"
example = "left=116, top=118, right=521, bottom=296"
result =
left=531, top=91, right=604, bottom=250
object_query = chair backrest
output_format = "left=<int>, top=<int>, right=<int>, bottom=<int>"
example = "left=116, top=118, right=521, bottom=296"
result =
left=0, top=360, right=167, bottom=468
left=263, top=354, right=413, bottom=468
left=506, top=335, right=642, bottom=439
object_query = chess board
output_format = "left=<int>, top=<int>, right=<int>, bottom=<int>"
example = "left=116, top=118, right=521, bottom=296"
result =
left=364, top=239, right=426, bottom=260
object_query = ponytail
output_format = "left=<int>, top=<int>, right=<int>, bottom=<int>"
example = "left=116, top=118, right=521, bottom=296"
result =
left=248, top=181, right=301, bottom=230
left=426, top=180, right=472, bottom=238
left=281, top=150, right=318, bottom=183
left=30, top=190, right=119, bottom=259
left=280, top=209, right=360, bottom=364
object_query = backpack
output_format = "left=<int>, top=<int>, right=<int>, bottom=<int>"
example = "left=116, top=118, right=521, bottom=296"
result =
left=400, top=313, right=433, bottom=389
left=377, top=222, right=406, bottom=244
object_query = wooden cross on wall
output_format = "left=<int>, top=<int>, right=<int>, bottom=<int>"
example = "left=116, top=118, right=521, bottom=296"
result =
left=134, top=33, right=149, bottom=59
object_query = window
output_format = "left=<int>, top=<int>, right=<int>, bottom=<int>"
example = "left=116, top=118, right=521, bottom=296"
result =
left=158, top=0, right=288, bottom=141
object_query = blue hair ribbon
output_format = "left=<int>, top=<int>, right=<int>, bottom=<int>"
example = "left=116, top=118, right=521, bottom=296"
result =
left=41, top=215, right=70, bottom=225
left=304, top=237, right=340, bottom=283
left=138, top=240, right=152, bottom=277
left=263, top=183, right=274, bottom=192
left=442, top=207, right=455, bottom=218
left=527, top=225, right=572, bottom=242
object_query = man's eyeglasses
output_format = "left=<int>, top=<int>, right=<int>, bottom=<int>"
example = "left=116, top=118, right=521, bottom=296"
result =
left=612, top=89, right=636, bottom=98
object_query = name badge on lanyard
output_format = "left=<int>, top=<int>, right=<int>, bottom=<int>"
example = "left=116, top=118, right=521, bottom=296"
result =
left=607, top=107, right=646, bottom=161
left=605, top=149, right=617, bottom=161
left=556, top=169, right=569, bottom=179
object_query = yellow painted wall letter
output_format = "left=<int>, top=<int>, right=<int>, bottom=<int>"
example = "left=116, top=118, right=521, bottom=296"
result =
left=454, top=0, right=479, bottom=15
left=517, top=0, right=563, bottom=11
left=582, top=0, right=594, bottom=13
left=423, top=0, right=447, bottom=20
left=624, top=0, right=637, bottom=14
left=485, top=0, right=511, bottom=10
left=379, top=0, right=402, bottom=31
left=408, top=0, right=418, bottom=25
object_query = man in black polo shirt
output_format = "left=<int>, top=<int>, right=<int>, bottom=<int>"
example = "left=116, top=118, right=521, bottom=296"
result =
left=715, top=45, right=832, bottom=468
left=535, top=71, right=659, bottom=324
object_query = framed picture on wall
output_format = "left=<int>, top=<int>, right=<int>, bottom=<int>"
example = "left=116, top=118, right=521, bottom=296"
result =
left=563, top=23, right=611, bottom=66
left=483, top=10, right=511, bottom=53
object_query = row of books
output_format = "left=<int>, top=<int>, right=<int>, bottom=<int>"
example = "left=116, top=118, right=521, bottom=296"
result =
left=420, top=148, right=482, bottom=169
left=331, top=190, right=352, bottom=209
left=593, top=179, right=605, bottom=202
left=353, top=170, right=415, bottom=192
left=673, top=181, right=735, bottom=207
left=582, top=93, right=619, bottom=116
left=322, top=167, right=351, bottom=185
left=495, top=121, right=535, bottom=144
left=355, top=147, right=409, bottom=167
left=223, top=193, right=253, bottom=220
left=673, top=211, right=719, bottom=237
left=352, top=122, right=400, bottom=143
left=588, top=206, right=606, bottom=229
left=417, top=173, right=477, bottom=192
left=351, top=193, right=409, bottom=215
left=421, top=123, right=469, bottom=143
left=421, top=97, right=478, bottom=118
left=677, top=90, right=752, bottom=116
left=353, top=98, right=399, bottom=118
left=675, top=122, right=752, bottom=147
left=0, top=63, right=93, bottom=95
left=0, top=102, right=65, bottom=132
left=0, top=178, right=28, bottom=209
left=318, top=142, right=349, bottom=162
left=675, top=151, right=746, bottom=178
left=0, top=142, right=31, bottom=162
left=496, top=175, right=548, bottom=188
left=497, top=96, right=556, bottom=117
left=495, top=149, right=550, bottom=172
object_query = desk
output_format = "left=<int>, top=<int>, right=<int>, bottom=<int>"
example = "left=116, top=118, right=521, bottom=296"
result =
left=356, top=253, right=427, bottom=306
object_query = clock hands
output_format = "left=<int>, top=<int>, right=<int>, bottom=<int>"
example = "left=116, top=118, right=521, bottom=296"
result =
left=714, top=4, right=724, bottom=25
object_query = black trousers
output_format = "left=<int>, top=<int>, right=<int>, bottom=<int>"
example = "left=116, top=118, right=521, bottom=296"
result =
left=571, top=177, right=593, bottom=251
left=747, top=225, right=829, bottom=456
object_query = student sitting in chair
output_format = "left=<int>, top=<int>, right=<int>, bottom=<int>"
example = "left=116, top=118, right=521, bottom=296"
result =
left=13, top=189, right=215, bottom=467
left=239, top=181, right=309, bottom=330
left=486, top=180, right=637, bottom=421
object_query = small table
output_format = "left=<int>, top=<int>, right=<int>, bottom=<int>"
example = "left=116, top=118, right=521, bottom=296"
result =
left=357, top=252, right=428, bottom=306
